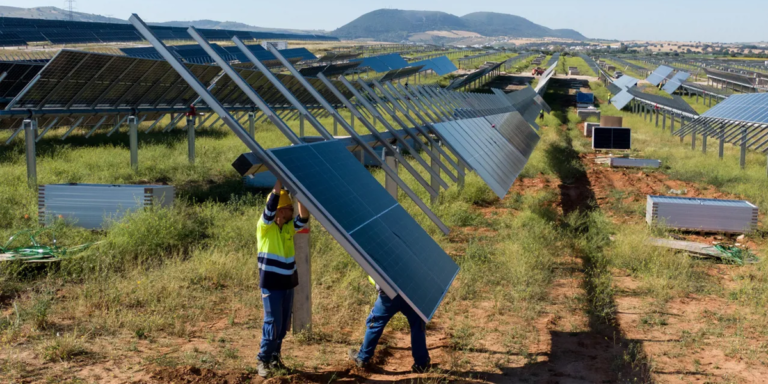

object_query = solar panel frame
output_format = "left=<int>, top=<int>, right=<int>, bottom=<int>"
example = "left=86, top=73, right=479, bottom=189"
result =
left=592, top=127, right=632, bottom=150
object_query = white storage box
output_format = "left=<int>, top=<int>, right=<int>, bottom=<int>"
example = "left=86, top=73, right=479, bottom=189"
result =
left=646, top=195, right=758, bottom=233
left=610, top=158, right=661, bottom=168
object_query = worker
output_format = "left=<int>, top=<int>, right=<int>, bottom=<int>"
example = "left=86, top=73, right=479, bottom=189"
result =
left=256, top=180, right=309, bottom=377
left=348, top=279, right=431, bottom=373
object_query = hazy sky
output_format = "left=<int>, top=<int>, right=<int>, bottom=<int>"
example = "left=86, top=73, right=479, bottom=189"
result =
left=10, top=0, right=767, bottom=42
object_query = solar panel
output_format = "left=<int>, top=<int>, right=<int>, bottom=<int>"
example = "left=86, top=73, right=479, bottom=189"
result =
left=379, top=65, right=424, bottom=82
left=611, top=90, right=634, bottom=110
left=432, top=113, right=537, bottom=199
left=662, top=79, right=684, bottom=94
left=613, top=75, right=639, bottom=90
left=270, top=140, right=459, bottom=321
left=593, top=127, right=632, bottom=150
left=408, top=56, right=457, bottom=76
left=701, top=93, right=768, bottom=124
left=670, top=72, right=691, bottom=83
left=350, top=53, right=409, bottom=73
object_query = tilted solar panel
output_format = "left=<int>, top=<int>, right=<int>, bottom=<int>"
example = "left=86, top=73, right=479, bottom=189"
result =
left=646, top=65, right=675, bottom=86
left=611, top=90, right=635, bottom=110
left=270, top=140, right=459, bottom=321
left=613, top=75, right=639, bottom=90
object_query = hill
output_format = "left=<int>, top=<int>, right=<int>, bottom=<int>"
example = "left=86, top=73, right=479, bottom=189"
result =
left=333, top=9, right=586, bottom=41
left=0, top=6, right=324, bottom=35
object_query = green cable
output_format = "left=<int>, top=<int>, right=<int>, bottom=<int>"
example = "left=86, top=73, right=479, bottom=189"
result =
left=713, top=244, right=757, bottom=266
left=1, top=229, right=97, bottom=263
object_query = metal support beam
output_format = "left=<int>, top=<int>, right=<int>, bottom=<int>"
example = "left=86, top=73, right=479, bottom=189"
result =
left=741, top=127, right=748, bottom=169
left=187, top=114, right=196, bottom=164
left=248, top=112, right=255, bottom=137
left=384, top=148, right=398, bottom=199
left=129, top=116, right=139, bottom=170
left=719, top=126, right=726, bottom=159
left=24, top=119, right=37, bottom=187
left=431, top=142, right=440, bottom=205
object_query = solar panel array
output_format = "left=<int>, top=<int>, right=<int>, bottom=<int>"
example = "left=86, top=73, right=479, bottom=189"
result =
left=0, top=49, right=355, bottom=129
left=408, top=56, right=458, bottom=76
left=0, top=16, right=339, bottom=47
left=350, top=53, right=409, bottom=73
left=611, top=90, right=634, bottom=110
left=700, top=93, right=768, bottom=124
left=121, top=44, right=316, bottom=66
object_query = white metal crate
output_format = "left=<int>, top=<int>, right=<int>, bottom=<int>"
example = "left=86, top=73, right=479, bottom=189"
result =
left=610, top=158, right=661, bottom=168
left=39, top=184, right=174, bottom=229
left=646, top=195, right=758, bottom=233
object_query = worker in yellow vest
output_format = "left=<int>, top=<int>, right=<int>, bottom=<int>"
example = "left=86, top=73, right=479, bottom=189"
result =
left=256, top=179, right=309, bottom=377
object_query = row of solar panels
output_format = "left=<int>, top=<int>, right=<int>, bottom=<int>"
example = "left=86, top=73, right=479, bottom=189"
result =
left=608, top=71, right=699, bottom=115
left=0, top=16, right=338, bottom=47
left=120, top=44, right=317, bottom=67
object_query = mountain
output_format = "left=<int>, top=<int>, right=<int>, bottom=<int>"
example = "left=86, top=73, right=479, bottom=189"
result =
left=0, top=6, right=126, bottom=23
left=333, top=9, right=586, bottom=41
left=460, top=12, right=585, bottom=40
left=0, top=6, right=325, bottom=35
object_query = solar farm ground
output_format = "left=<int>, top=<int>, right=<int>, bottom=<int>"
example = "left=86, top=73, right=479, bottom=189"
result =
left=1, top=76, right=768, bottom=383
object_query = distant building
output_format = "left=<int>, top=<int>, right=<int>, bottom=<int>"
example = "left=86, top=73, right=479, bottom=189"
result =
left=261, top=41, right=288, bottom=50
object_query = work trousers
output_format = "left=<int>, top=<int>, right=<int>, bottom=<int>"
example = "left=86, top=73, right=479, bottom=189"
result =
left=258, top=288, right=294, bottom=362
left=356, top=293, right=430, bottom=367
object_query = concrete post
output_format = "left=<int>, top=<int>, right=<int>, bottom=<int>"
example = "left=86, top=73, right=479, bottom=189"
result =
left=23, top=119, right=37, bottom=187
left=430, top=142, right=440, bottom=205
left=384, top=148, right=398, bottom=199
left=248, top=112, right=255, bottom=137
left=128, top=116, right=138, bottom=170
left=187, top=115, right=196, bottom=164
left=292, top=222, right=311, bottom=335
left=740, top=127, right=748, bottom=169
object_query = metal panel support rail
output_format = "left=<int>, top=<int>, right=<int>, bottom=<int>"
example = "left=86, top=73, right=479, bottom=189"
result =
left=256, top=42, right=448, bottom=232
left=129, top=12, right=416, bottom=317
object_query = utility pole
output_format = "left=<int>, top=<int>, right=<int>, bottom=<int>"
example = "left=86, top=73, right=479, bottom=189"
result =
left=65, top=0, right=76, bottom=21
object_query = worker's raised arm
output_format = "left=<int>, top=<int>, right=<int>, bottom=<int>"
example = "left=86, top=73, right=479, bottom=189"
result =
left=262, top=180, right=282, bottom=224
left=294, top=201, right=310, bottom=230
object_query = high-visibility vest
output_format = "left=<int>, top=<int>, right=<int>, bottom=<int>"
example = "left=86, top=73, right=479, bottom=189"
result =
left=257, top=219, right=298, bottom=290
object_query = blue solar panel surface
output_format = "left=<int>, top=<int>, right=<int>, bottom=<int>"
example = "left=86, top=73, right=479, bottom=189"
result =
left=701, top=93, right=768, bottom=124
left=350, top=53, right=408, bottom=73
left=611, top=90, right=635, bottom=110
left=408, top=56, right=457, bottom=76
left=269, top=140, right=458, bottom=321
left=613, top=75, right=639, bottom=90
left=646, top=65, right=675, bottom=86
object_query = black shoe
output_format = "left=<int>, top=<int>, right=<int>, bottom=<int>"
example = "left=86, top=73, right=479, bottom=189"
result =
left=347, top=348, right=369, bottom=369
left=271, top=354, right=288, bottom=371
left=257, top=360, right=271, bottom=378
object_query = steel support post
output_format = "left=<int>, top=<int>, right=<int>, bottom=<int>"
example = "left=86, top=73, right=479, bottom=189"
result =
left=702, top=132, right=707, bottom=153
left=740, top=127, right=748, bottom=169
left=248, top=112, right=255, bottom=137
left=719, top=127, right=725, bottom=159
left=292, top=222, right=311, bottom=335
left=662, top=111, right=667, bottom=131
left=299, top=114, right=305, bottom=138
left=691, top=130, right=696, bottom=150
left=24, top=119, right=37, bottom=187
left=129, top=116, right=139, bottom=170
left=333, top=117, right=337, bottom=136
left=187, top=115, right=196, bottom=164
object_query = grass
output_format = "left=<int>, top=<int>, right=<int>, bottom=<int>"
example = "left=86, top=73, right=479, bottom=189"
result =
left=563, top=55, right=597, bottom=77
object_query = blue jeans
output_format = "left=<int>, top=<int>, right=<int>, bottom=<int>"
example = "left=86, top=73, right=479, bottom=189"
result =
left=258, top=288, right=294, bottom=362
left=357, top=293, right=430, bottom=367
